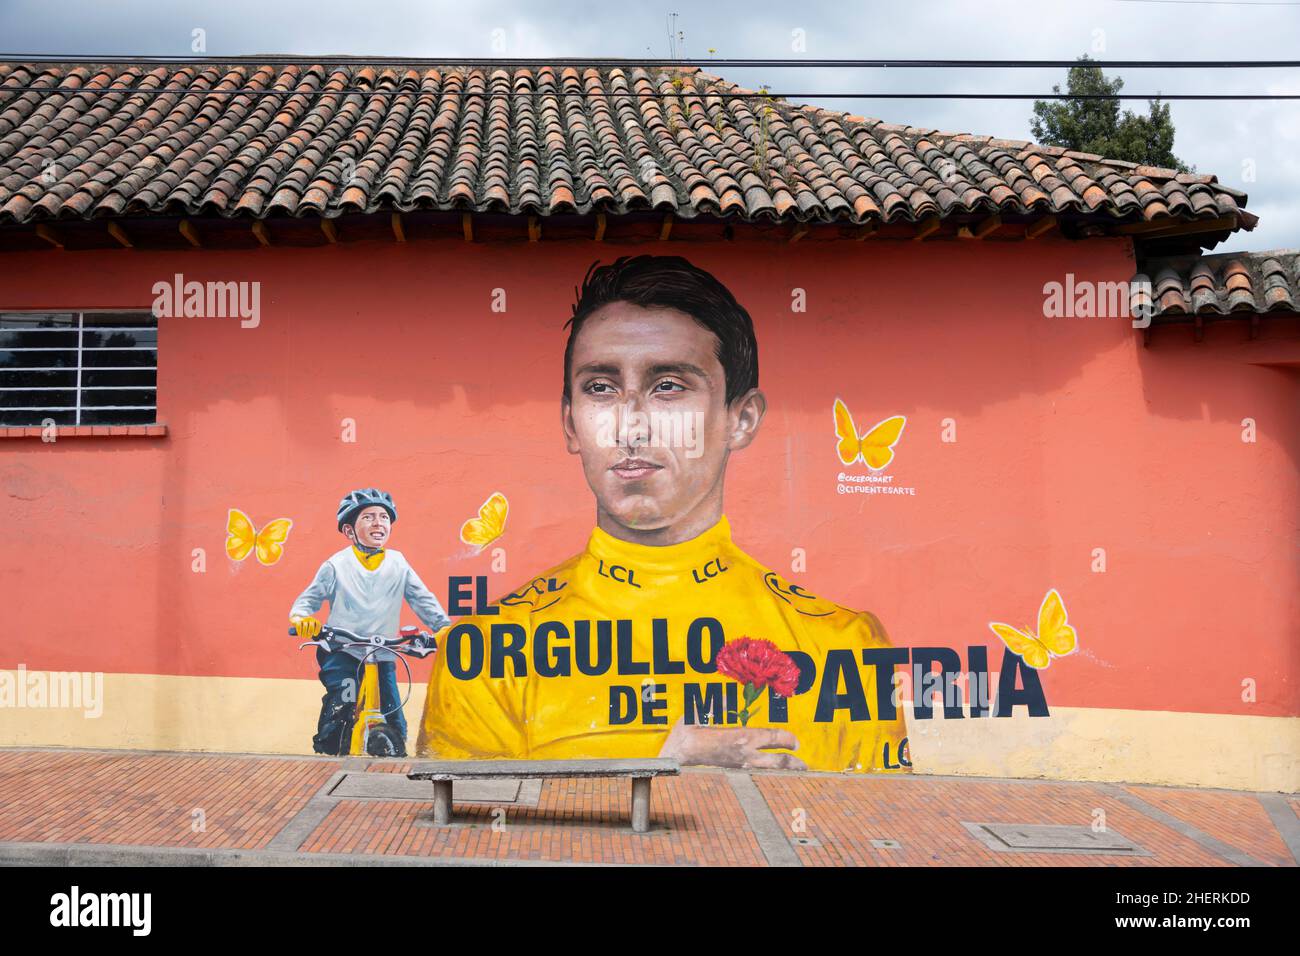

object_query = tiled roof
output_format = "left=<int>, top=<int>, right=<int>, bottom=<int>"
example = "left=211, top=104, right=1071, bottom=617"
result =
left=0, top=61, right=1257, bottom=232
left=1136, top=250, right=1300, bottom=317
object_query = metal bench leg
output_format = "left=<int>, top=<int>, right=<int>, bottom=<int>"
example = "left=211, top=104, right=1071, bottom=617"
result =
left=432, top=780, right=453, bottom=825
left=631, top=777, right=651, bottom=833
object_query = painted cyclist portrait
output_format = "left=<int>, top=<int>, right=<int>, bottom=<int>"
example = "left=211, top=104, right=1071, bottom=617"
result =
left=417, top=255, right=910, bottom=774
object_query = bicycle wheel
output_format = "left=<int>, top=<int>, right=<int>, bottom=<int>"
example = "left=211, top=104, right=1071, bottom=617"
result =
left=365, top=724, right=405, bottom=758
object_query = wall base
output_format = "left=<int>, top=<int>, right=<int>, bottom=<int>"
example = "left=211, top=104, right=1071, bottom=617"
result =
left=1, top=671, right=1295, bottom=792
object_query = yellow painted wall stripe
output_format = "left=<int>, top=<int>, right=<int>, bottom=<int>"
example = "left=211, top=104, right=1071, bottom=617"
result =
left=0, top=671, right=1295, bottom=792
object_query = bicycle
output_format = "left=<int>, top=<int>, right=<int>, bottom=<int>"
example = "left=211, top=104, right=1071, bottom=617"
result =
left=293, top=623, right=437, bottom=758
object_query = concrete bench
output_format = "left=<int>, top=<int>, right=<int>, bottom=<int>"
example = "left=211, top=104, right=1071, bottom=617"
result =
left=409, top=758, right=680, bottom=833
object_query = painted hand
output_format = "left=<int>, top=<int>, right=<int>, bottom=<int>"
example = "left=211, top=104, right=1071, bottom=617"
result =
left=658, top=717, right=807, bottom=770
left=292, top=616, right=322, bottom=639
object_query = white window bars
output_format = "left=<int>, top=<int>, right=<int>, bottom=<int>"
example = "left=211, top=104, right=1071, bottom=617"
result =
left=0, top=311, right=157, bottom=426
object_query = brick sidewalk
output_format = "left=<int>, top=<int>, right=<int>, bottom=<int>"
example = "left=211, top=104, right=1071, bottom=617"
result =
left=0, top=748, right=1295, bottom=867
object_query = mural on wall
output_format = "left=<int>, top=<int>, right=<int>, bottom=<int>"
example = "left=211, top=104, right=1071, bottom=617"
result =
left=225, top=509, right=293, bottom=567
left=989, top=589, right=1079, bottom=670
left=412, top=256, right=908, bottom=772
left=288, top=488, right=449, bottom=757
left=459, top=492, right=509, bottom=553
left=280, top=256, right=1067, bottom=769
left=832, top=400, right=907, bottom=471
left=4, top=236, right=1291, bottom=793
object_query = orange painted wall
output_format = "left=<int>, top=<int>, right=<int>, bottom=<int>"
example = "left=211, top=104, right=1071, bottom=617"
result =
left=1, top=237, right=1297, bottom=720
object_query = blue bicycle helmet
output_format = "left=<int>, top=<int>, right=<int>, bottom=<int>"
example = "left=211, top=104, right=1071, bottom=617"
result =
left=336, top=488, right=397, bottom=531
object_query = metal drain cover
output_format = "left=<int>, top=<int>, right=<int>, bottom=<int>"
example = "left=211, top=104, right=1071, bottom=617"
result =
left=963, top=822, right=1148, bottom=856
left=330, top=774, right=541, bottom=806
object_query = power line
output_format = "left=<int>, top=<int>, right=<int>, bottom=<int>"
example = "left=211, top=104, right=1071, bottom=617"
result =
left=2, top=54, right=1300, bottom=69
left=0, top=84, right=1294, bottom=101
left=1113, top=0, right=1300, bottom=6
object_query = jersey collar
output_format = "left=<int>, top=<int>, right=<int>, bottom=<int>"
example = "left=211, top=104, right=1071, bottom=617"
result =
left=585, top=515, right=733, bottom=574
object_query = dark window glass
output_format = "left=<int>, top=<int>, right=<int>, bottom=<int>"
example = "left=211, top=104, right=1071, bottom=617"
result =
left=82, top=368, right=156, bottom=388
left=81, top=388, right=156, bottom=408
left=0, top=313, right=76, bottom=330
left=81, top=348, right=157, bottom=368
left=1, top=409, right=76, bottom=426
left=0, top=389, right=77, bottom=408
left=0, top=369, right=76, bottom=388
left=80, top=408, right=155, bottom=425
left=82, top=312, right=158, bottom=328
left=82, top=328, right=158, bottom=349
left=0, top=349, right=78, bottom=369
left=0, top=330, right=78, bottom=349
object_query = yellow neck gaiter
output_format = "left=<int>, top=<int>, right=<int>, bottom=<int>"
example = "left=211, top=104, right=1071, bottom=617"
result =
left=352, top=545, right=386, bottom=571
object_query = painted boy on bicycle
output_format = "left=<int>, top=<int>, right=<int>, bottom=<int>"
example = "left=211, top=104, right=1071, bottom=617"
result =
left=290, top=488, right=451, bottom=756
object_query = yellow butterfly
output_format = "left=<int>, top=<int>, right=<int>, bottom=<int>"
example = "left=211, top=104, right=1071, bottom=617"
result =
left=833, top=399, right=906, bottom=470
left=989, top=589, right=1078, bottom=670
left=460, top=492, right=508, bottom=552
left=225, top=509, right=293, bottom=566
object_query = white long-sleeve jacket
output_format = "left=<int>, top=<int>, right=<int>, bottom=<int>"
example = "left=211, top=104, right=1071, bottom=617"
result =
left=290, top=547, right=450, bottom=661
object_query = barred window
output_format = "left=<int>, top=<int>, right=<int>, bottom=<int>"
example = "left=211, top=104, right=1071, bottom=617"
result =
left=0, top=311, right=157, bottom=426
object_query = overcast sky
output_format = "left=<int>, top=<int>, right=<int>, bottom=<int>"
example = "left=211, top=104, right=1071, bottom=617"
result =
left=3, top=0, right=1296, bottom=250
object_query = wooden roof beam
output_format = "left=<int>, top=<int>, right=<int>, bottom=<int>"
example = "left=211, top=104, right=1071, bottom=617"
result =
left=34, top=224, right=64, bottom=249
left=320, top=218, right=339, bottom=244
left=912, top=216, right=940, bottom=242
left=958, top=214, right=1001, bottom=239
left=107, top=222, right=133, bottom=248
left=1115, top=214, right=1237, bottom=238
left=251, top=221, right=272, bottom=247
left=1025, top=216, right=1057, bottom=240
left=179, top=219, right=202, bottom=247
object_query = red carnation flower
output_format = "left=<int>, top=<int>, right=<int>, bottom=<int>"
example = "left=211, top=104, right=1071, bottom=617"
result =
left=715, top=637, right=803, bottom=725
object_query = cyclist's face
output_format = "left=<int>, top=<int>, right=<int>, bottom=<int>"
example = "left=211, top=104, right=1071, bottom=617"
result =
left=562, top=302, right=764, bottom=539
left=347, top=506, right=391, bottom=548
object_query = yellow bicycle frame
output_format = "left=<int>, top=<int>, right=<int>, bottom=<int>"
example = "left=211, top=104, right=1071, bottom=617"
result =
left=348, top=660, right=384, bottom=755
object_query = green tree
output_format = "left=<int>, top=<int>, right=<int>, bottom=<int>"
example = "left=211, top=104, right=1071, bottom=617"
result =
left=1031, top=55, right=1190, bottom=171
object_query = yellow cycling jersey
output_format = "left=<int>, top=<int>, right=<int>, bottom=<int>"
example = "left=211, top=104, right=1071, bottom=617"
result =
left=416, top=516, right=910, bottom=773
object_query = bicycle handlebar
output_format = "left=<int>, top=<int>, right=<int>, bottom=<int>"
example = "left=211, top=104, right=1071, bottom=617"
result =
left=290, top=623, right=437, bottom=657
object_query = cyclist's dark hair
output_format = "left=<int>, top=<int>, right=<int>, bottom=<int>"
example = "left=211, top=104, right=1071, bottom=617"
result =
left=563, top=256, right=759, bottom=405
